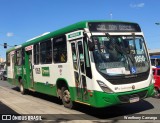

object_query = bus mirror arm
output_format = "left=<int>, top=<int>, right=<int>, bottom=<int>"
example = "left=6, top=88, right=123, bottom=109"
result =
left=105, top=33, right=110, bottom=37
left=84, top=32, right=95, bottom=51
left=88, top=39, right=95, bottom=51
left=105, top=33, right=112, bottom=40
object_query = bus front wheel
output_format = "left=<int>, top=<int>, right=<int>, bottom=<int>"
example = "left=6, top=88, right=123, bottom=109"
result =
left=61, top=87, right=73, bottom=109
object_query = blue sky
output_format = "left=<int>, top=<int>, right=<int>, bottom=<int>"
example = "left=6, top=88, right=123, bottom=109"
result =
left=0, top=0, right=160, bottom=59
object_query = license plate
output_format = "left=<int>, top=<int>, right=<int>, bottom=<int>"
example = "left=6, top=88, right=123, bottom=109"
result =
left=129, top=97, right=140, bottom=103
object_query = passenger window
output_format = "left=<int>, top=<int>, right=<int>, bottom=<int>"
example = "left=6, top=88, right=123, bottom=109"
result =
left=22, top=48, right=25, bottom=65
left=40, top=40, right=52, bottom=64
left=53, top=35, right=67, bottom=63
left=16, top=49, right=22, bottom=66
left=7, top=53, right=10, bottom=66
left=34, top=44, right=40, bottom=64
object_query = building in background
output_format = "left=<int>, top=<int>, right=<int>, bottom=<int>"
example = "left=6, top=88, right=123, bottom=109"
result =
left=149, top=49, right=160, bottom=68
left=0, top=58, right=5, bottom=63
left=149, top=49, right=160, bottom=56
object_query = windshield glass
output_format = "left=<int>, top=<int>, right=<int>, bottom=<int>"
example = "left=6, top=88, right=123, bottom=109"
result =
left=92, top=35, right=149, bottom=76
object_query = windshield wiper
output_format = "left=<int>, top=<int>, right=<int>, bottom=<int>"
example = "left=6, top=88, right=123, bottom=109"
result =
left=105, top=33, right=136, bottom=73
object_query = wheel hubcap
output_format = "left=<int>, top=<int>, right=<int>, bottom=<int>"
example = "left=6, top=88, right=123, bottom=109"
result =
left=20, top=85, right=23, bottom=92
left=63, top=90, right=70, bottom=103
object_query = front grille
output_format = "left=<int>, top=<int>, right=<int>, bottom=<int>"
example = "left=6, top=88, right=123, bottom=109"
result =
left=100, top=70, right=150, bottom=85
left=118, top=90, right=148, bottom=103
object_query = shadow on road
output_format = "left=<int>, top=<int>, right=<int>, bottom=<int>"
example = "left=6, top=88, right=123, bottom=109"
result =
left=11, top=86, right=155, bottom=120
left=74, top=99, right=154, bottom=119
left=12, top=87, right=62, bottom=105
left=0, top=101, right=23, bottom=123
left=0, top=101, right=19, bottom=114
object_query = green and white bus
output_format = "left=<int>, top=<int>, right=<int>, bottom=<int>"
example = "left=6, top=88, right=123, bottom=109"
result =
left=6, top=20, right=154, bottom=108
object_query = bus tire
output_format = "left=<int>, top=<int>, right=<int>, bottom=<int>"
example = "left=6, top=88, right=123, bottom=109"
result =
left=61, top=87, right=73, bottom=109
left=19, top=80, right=25, bottom=95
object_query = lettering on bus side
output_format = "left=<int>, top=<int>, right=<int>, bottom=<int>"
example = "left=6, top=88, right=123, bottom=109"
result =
left=42, top=67, right=50, bottom=76
left=67, top=30, right=83, bottom=40
left=68, top=32, right=81, bottom=39
left=58, top=65, right=63, bottom=68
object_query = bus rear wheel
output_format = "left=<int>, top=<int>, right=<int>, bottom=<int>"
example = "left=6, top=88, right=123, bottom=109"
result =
left=19, top=80, right=25, bottom=95
left=61, top=87, right=73, bottom=109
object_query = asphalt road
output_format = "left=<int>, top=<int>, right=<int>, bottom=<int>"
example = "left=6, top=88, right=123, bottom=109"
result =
left=0, top=80, right=160, bottom=123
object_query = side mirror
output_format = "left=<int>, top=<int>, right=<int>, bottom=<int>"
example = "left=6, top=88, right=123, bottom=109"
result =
left=88, top=39, right=95, bottom=51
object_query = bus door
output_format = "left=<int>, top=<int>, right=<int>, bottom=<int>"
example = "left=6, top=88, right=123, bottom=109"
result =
left=71, top=39, right=89, bottom=102
left=25, top=46, right=34, bottom=89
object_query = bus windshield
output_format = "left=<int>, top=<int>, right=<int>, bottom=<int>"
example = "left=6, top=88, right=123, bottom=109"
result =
left=92, top=35, right=149, bottom=76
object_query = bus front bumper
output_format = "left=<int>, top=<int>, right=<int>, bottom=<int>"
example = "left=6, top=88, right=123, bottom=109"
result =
left=91, top=84, right=154, bottom=108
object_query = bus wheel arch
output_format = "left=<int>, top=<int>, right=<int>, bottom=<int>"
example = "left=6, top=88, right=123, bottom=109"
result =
left=56, top=79, right=73, bottom=109
left=56, top=79, right=69, bottom=98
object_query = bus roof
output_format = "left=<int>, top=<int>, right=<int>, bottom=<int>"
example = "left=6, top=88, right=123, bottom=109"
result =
left=7, top=20, right=138, bottom=53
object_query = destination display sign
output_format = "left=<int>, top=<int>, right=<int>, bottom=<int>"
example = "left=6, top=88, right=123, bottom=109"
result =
left=88, top=22, right=141, bottom=32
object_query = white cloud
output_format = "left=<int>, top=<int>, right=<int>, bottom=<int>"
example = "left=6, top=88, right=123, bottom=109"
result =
left=130, top=3, right=145, bottom=8
left=6, top=32, right=14, bottom=37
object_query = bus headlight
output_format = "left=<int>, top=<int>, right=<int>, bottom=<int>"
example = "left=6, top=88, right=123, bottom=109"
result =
left=97, top=80, right=113, bottom=93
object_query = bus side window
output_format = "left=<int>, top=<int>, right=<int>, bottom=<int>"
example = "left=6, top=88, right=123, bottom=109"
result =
left=34, top=43, right=40, bottom=65
left=53, top=35, right=67, bottom=63
left=40, top=39, right=52, bottom=64
left=16, top=49, right=22, bottom=66
left=22, top=48, right=25, bottom=65
left=7, top=53, right=11, bottom=66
